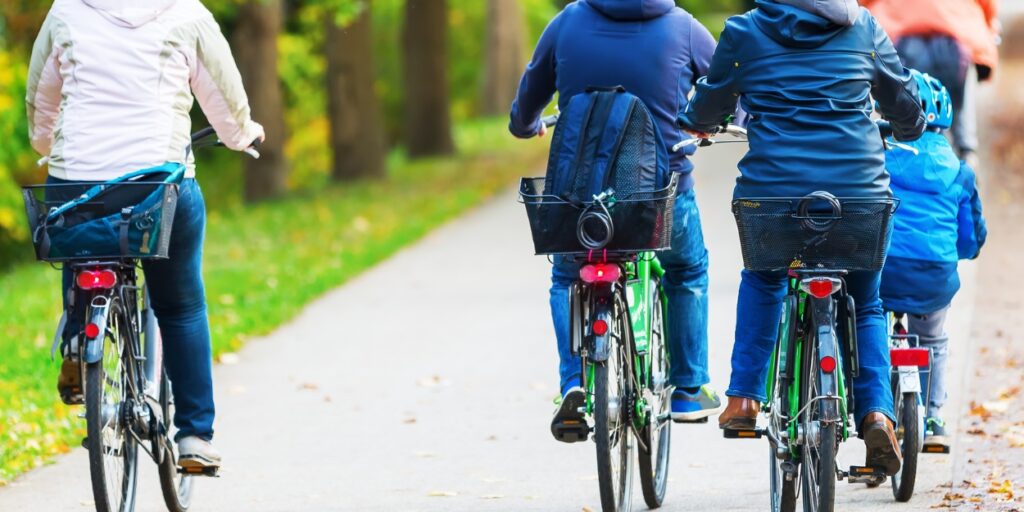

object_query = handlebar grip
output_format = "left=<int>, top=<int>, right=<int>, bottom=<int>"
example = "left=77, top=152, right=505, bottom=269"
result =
left=540, top=114, right=560, bottom=128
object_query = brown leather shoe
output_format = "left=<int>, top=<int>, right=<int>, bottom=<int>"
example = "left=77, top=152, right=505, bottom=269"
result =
left=862, top=412, right=902, bottom=476
left=718, top=396, right=759, bottom=430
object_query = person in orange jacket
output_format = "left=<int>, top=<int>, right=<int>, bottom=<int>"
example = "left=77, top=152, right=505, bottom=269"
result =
left=860, top=0, right=999, bottom=167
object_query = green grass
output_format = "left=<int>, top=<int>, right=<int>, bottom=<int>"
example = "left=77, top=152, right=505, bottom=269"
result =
left=0, top=118, right=548, bottom=483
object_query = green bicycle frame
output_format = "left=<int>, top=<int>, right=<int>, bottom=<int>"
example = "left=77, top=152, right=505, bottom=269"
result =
left=583, top=252, right=666, bottom=427
left=764, top=275, right=851, bottom=457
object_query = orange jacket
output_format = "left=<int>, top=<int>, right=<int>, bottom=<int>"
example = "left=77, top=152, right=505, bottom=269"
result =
left=860, top=0, right=999, bottom=78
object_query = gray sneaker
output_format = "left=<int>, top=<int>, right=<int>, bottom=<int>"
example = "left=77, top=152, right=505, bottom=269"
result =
left=670, top=385, right=724, bottom=423
left=177, top=436, right=222, bottom=470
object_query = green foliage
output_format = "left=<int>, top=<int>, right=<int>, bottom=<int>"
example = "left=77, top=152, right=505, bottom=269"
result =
left=0, top=48, right=37, bottom=269
left=0, top=118, right=548, bottom=482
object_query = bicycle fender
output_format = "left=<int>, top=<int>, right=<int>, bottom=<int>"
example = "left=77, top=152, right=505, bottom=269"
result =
left=589, top=286, right=614, bottom=362
left=811, top=298, right=842, bottom=423
left=84, top=302, right=111, bottom=364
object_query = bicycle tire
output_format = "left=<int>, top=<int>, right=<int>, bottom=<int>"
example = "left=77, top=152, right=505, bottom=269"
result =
left=769, top=445, right=798, bottom=512
left=800, top=330, right=836, bottom=512
left=84, top=299, right=139, bottom=512
left=801, top=422, right=837, bottom=512
left=158, top=367, right=194, bottom=511
left=891, top=391, right=919, bottom=502
left=638, top=286, right=670, bottom=509
left=594, top=304, right=635, bottom=512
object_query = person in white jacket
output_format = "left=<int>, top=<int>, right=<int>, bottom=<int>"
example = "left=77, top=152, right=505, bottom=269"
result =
left=27, top=0, right=265, bottom=470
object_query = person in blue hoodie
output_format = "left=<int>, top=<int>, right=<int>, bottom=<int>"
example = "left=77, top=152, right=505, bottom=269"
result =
left=880, top=70, right=987, bottom=452
left=677, top=0, right=926, bottom=475
left=509, top=0, right=722, bottom=441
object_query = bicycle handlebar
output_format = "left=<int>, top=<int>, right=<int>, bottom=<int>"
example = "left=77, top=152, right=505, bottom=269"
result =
left=540, top=114, right=560, bottom=129
left=190, top=127, right=261, bottom=159
left=672, top=124, right=748, bottom=153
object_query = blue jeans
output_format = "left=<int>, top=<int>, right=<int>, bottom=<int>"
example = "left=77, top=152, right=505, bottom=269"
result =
left=53, top=178, right=216, bottom=441
left=550, top=189, right=709, bottom=393
left=727, top=269, right=894, bottom=425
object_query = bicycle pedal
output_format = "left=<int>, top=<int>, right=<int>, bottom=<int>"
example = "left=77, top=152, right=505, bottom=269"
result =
left=722, top=428, right=763, bottom=439
left=846, top=465, right=886, bottom=485
left=178, top=466, right=220, bottom=477
left=923, top=444, right=951, bottom=454
left=552, top=420, right=591, bottom=443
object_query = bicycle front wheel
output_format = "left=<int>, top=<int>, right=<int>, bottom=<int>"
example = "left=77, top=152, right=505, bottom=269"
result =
left=801, top=421, right=836, bottom=512
left=85, top=300, right=139, bottom=512
left=638, top=286, right=670, bottom=509
left=593, top=310, right=635, bottom=512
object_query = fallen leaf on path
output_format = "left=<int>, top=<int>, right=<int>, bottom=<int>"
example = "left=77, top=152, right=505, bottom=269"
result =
left=297, top=382, right=319, bottom=391
left=999, top=387, right=1021, bottom=400
left=402, top=417, right=417, bottom=424
left=967, top=427, right=988, bottom=436
left=989, top=479, right=1014, bottom=499
left=480, top=494, right=504, bottom=499
left=428, top=491, right=457, bottom=497
left=583, top=506, right=595, bottom=512
left=971, top=402, right=993, bottom=421
left=417, top=375, right=451, bottom=388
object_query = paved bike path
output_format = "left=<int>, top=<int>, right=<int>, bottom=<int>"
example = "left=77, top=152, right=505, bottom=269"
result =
left=0, top=143, right=976, bottom=511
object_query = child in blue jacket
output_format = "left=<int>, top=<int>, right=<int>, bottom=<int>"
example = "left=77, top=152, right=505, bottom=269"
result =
left=880, top=70, right=987, bottom=452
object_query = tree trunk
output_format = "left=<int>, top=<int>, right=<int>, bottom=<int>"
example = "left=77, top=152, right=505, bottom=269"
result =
left=481, top=0, right=524, bottom=115
left=325, top=2, right=387, bottom=181
left=401, top=0, right=454, bottom=157
left=233, top=0, right=288, bottom=202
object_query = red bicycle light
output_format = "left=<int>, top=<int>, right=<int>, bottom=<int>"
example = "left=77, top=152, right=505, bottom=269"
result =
left=890, top=348, right=930, bottom=367
left=819, top=355, right=837, bottom=373
left=806, top=278, right=835, bottom=299
left=592, top=319, right=609, bottom=336
left=580, top=264, right=621, bottom=284
left=84, top=323, right=101, bottom=339
left=76, top=270, right=117, bottom=290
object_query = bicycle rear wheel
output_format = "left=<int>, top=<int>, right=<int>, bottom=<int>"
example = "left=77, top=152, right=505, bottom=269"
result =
left=594, top=303, right=635, bottom=512
left=85, top=299, right=139, bottom=512
left=158, top=368, right=194, bottom=511
left=799, top=340, right=837, bottom=512
left=769, top=445, right=798, bottom=512
left=638, top=287, right=670, bottom=509
left=891, top=390, right=920, bottom=502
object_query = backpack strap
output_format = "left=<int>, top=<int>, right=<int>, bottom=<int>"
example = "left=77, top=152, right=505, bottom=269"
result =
left=46, top=163, right=185, bottom=221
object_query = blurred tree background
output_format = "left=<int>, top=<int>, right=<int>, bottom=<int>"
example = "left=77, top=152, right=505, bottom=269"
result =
left=0, top=0, right=745, bottom=481
left=0, top=0, right=742, bottom=270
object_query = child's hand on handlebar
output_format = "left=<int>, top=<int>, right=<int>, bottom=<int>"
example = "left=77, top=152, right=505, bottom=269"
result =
left=684, top=129, right=713, bottom=139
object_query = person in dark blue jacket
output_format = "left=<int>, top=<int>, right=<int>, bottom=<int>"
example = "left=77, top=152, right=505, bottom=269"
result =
left=509, top=0, right=723, bottom=441
left=880, top=70, right=987, bottom=452
left=677, top=0, right=925, bottom=475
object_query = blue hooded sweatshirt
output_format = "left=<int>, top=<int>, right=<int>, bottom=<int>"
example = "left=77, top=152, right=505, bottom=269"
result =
left=879, top=131, right=987, bottom=314
left=677, top=0, right=926, bottom=198
left=509, top=0, right=717, bottom=192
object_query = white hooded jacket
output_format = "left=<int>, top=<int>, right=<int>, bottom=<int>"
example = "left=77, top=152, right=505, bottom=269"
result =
left=26, top=0, right=264, bottom=180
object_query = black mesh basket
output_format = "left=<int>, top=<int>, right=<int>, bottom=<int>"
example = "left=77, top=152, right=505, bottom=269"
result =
left=22, top=181, right=180, bottom=262
left=732, top=196, right=896, bottom=272
left=519, top=174, right=678, bottom=255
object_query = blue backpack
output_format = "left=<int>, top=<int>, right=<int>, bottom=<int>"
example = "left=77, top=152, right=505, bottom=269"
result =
left=544, top=87, right=670, bottom=203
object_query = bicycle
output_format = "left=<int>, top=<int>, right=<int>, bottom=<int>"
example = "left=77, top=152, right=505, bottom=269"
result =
left=519, top=115, right=676, bottom=511
left=22, top=128, right=257, bottom=512
left=879, top=311, right=931, bottom=501
left=679, top=126, right=899, bottom=512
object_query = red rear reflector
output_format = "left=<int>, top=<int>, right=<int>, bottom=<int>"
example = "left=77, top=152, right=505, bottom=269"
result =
left=84, top=323, right=101, bottom=339
left=580, top=264, right=621, bottom=284
left=592, top=319, right=609, bottom=336
left=76, top=270, right=117, bottom=290
left=819, top=355, right=837, bottom=373
left=807, top=279, right=834, bottom=299
left=890, top=348, right=930, bottom=367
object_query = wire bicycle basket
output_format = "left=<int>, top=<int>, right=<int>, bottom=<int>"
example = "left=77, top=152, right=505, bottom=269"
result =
left=732, top=194, right=897, bottom=272
left=519, top=174, right=678, bottom=255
